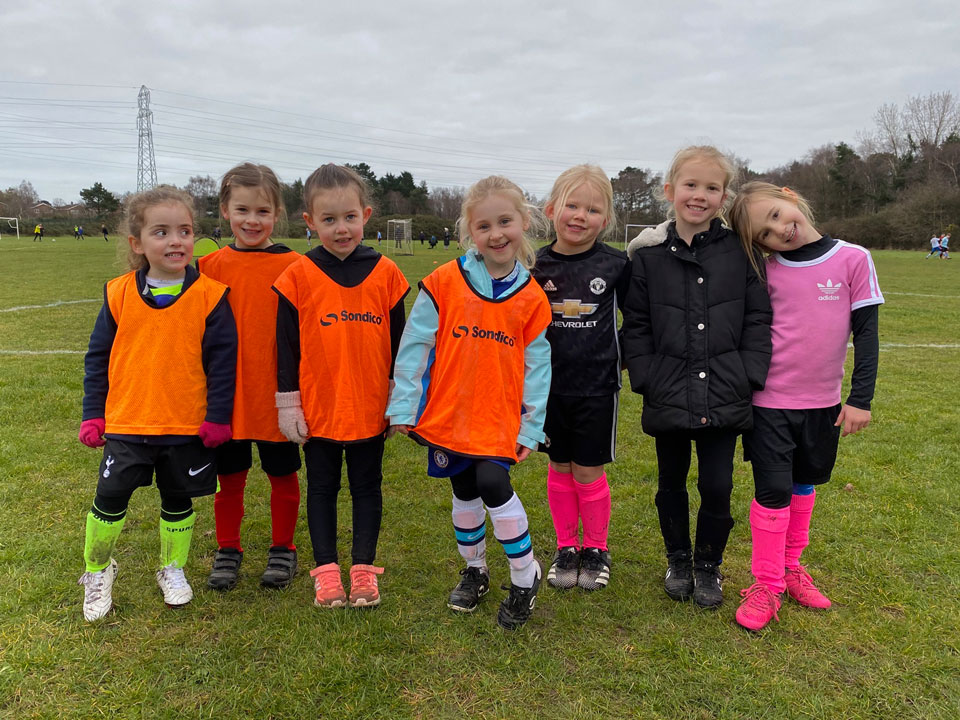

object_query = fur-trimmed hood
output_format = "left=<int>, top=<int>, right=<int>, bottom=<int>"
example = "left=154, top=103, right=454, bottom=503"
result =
left=626, top=220, right=670, bottom=259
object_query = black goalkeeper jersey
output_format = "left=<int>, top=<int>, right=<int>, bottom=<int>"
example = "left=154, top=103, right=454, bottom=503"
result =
left=532, top=241, right=631, bottom=396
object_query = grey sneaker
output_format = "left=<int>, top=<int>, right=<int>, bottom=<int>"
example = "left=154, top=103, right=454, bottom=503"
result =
left=79, top=558, right=118, bottom=621
left=577, top=548, right=611, bottom=591
left=547, top=546, right=580, bottom=589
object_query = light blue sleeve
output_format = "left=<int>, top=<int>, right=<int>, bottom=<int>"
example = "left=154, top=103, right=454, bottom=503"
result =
left=517, top=328, right=552, bottom=450
left=386, top=291, right=438, bottom=426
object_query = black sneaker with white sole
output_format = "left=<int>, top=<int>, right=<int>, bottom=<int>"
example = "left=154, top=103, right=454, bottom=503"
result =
left=664, top=550, right=693, bottom=602
left=547, top=546, right=580, bottom=589
left=693, top=560, right=724, bottom=609
left=497, top=560, right=542, bottom=630
left=447, top=566, right=490, bottom=613
left=577, top=548, right=611, bottom=591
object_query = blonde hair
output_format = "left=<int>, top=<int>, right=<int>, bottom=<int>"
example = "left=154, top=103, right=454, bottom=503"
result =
left=303, top=163, right=374, bottom=215
left=729, top=181, right=818, bottom=277
left=661, top=145, right=737, bottom=224
left=220, top=162, right=286, bottom=227
left=122, top=186, right=195, bottom=273
left=456, top=176, right=542, bottom=270
left=545, top=164, right=616, bottom=242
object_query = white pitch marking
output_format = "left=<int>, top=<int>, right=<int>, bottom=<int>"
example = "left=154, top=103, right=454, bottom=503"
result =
left=885, top=292, right=959, bottom=299
left=0, top=350, right=85, bottom=355
left=0, top=299, right=99, bottom=313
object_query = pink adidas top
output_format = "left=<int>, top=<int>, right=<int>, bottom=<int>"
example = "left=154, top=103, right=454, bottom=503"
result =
left=753, top=241, right=883, bottom=409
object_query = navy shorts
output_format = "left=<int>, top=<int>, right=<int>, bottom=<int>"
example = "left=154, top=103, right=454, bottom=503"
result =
left=97, top=438, right=218, bottom=499
left=742, top=405, right=842, bottom=489
left=540, top=392, right=619, bottom=466
left=215, top=439, right=301, bottom=476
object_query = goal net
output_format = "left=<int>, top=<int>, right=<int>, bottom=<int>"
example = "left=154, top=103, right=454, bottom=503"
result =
left=0, top=217, right=19, bottom=239
left=623, top=223, right=657, bottom=251
left=386, top=219, right=414, bottom=256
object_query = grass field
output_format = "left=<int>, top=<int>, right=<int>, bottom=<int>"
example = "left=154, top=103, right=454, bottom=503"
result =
left=1, top=236, right=958, bottom=719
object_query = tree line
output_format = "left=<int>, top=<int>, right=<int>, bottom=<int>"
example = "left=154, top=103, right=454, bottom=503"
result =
left=5, top=90, right=957, bottom=248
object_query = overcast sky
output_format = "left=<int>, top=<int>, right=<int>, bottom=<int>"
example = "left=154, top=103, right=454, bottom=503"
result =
left=2, top=0, right=958, bottom=204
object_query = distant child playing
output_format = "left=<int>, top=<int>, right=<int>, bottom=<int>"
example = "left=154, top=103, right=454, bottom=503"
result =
left=198, top=163, right=302, bottom=591
left=388, top=175, right=553, bottom=630
left=273, top=164, right=409, bottom=608
left=622, top=146, right=772, bottom=609
left=532, top=165, right=630, bottom=592
left=729, top=182, right=882, bottom=631
left=77, top=186, right=237, bottom=621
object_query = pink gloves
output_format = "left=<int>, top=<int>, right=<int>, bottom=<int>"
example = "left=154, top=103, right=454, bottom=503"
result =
left=199, top=421, right=232, bottom=448
left=276, top=391, right=309, bottom=445
left=78, top=418, right=106, bottom=448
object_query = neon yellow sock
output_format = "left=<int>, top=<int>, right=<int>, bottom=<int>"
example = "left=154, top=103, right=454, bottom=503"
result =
left=159, top=512, right=196, bottom=569
left=84, top=511, right=126, bottom=573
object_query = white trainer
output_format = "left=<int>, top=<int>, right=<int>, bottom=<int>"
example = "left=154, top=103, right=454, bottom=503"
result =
left=156, top=564, right=194, bottom=607
left=79, top=558, right=118, bottom=621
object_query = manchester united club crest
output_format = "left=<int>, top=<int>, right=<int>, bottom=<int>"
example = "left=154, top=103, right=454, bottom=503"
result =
left=589, top=277, right=606, bottom=295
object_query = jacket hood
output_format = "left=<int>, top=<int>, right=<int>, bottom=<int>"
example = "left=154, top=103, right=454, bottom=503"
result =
left=626, top=220, right=670, bottom=259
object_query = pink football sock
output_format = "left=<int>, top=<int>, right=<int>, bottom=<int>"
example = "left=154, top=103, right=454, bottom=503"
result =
left=547, top=467, right=579, bottom=549
left=749, top=499, right=790, bottom=594
left=575, top=473, right=611, bottom=552
left=785, top=491, right=816, bottom=570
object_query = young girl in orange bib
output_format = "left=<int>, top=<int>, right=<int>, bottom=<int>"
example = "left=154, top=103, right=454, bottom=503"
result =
left=388, top=176, right=553, bottom=630
left=199, top=163, right=302, bottom=591
left=273, top=164, right=409, bottom=609
left=77, top=186, right=237, bottom=620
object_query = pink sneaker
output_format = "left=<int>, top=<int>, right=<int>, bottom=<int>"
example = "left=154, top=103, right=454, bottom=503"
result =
left=310, top=563, right=346, bottom=608
left=735, top=582, right=781, bottom=631
left=784, top=566, right=831, bottom=609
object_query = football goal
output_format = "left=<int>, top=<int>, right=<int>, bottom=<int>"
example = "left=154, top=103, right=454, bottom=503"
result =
left=0, top=217, right=19, bottom=239
left=386, top=219, right=414, bottom=256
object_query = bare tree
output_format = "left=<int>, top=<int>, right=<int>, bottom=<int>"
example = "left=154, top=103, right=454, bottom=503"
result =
left=871, top=102, right=908, bottom=159
left=427, top=186, right=465, bottom=220
left=0, top=180, right=40, bottom=217
left=903, top=91, right=960, bottom=148
left=184, top=175, right=219, bottom=216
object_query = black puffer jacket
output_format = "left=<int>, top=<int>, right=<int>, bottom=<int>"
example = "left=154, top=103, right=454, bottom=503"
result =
left=622, top=219, right=771, bottom=435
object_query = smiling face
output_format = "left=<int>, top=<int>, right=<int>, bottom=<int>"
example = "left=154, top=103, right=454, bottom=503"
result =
left=303, top=186, right=372, bottom=260
left=129, top=202, right=195, bottom=281
left=664, top=158, right=728, bottom=238
left=745, top=196, right=820, bottom=252
left=468, top=191, right=529, bottom=278
left=547, top=182, right=609, bottom=255
left=222, top=185, right=276, bottom=249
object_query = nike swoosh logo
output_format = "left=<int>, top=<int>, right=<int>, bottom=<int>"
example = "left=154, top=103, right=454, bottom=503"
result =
left=188, top=463, right=212, bottom=476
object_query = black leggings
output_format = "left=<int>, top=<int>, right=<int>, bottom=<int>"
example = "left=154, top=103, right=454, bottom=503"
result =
left=303, top=435, right=384, bottom=566
left=92, top=488, right=193, bottom=523
left=449, top=461, right=514, bottom=507
left=654, top=430, right=737, bottom=564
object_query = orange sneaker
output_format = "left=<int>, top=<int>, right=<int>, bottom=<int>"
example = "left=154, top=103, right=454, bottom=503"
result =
left=348, top=564, right=384, bottom=608
left=310, top=563, right=346, bottom=608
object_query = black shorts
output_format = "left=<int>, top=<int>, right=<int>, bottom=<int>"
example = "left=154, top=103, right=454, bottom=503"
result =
left=215, top=439, right=301, bottom=476
left=742, top=405, right=841, bottom=488
left=96, top=438, right=218, bottom=499
left=540, top=392, right=618, bottom=466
